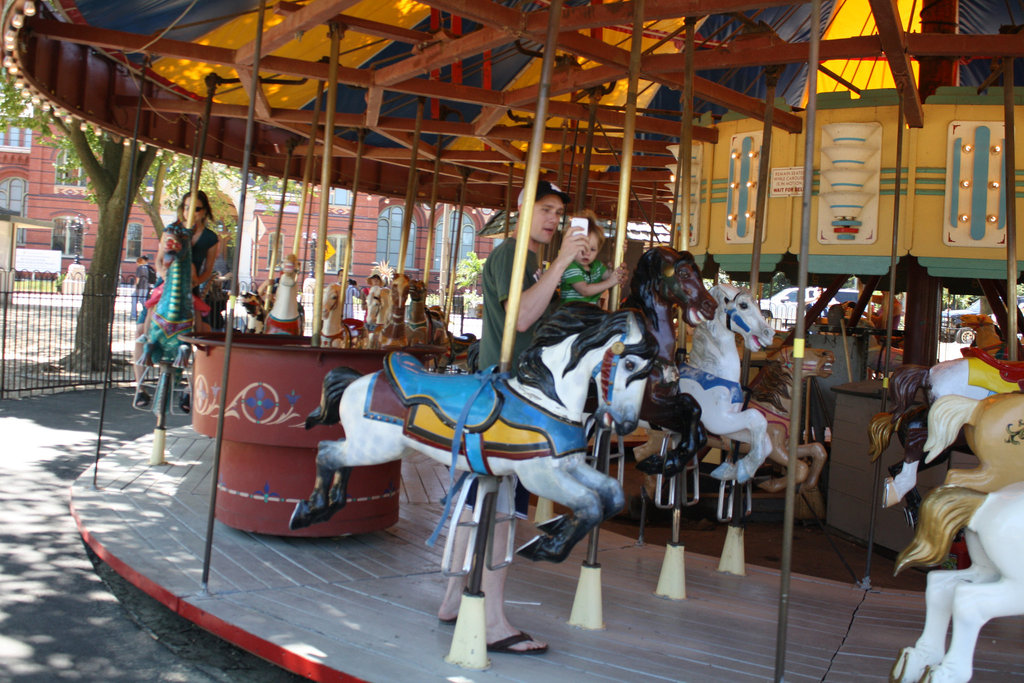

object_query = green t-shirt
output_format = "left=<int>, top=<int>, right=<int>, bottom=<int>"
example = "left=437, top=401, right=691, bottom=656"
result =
left=479, top=238, right=544, bottom=370
left=559, top=259, right=607, bottom=303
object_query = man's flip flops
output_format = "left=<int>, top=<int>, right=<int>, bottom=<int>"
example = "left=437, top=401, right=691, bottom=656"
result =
left=486, top=632, right=548, bottom=655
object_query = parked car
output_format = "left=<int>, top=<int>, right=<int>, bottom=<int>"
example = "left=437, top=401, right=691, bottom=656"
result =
left=940, top=296, right=1024, bottom=344
left=760, top=287, right=859, bottom=326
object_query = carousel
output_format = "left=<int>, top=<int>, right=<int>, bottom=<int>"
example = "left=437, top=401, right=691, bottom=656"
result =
left=10, top=0, right=1023, bottom=680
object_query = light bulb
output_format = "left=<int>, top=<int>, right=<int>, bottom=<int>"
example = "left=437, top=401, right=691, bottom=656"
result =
left=11, top=13, right=24, bottom=29
left=24, top=1, right=36, bottom=17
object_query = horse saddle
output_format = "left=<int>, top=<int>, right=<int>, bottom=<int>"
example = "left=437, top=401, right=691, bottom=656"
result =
left=384, top=352, right=502, bottom=430
left=961, top=347, right=1024, bottom=393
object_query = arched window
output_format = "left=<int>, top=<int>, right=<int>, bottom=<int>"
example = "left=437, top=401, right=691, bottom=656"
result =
left=325, top=234, right=347, bottom=274
left=54, top=150, right=87, bottom=187
left=125, top=222, right=143, bottom=259
left=376, top=205, right=415, bottom=269
left=0, top=177, right=27, bottom=215
left=433, top=210, right=476, bottom=271
left=52, top=215, right=86, bottom=255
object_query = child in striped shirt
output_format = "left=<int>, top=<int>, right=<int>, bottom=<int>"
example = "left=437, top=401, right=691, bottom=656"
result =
left=559, top=212, right=627, bottom=305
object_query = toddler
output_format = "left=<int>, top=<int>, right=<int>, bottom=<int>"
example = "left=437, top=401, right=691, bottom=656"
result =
left=559, top=213, right=627, bottom=304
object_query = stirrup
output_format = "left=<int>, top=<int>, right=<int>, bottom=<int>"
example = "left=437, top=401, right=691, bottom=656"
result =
left=440, top=475, right=517, bottom=577
left=585, top=426, right=625, bottom=486
left=716, top=477, right=753, bottom=522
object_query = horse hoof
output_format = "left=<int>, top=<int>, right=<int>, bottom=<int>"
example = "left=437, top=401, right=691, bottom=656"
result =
left=515, top=535, right=570, bottom=563
left=881, top=477, right=902, bottom=508
left=635, top=454, right=665, bottom=475
left=710, top=462, right=737, bottom=481
left=289, top=501, right=312, bottom=530
left=534, top=514, right=570, bottom=535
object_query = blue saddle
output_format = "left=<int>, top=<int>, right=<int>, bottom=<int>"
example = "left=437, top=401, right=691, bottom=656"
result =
left=384, top=352, right=502, bottom=430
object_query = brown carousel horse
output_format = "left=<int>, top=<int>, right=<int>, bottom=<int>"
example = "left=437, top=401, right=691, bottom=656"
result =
left=321, top=282, right=366, bottom=348
left=379, top=273, right=411, bottom=349
left=406, top=278, right=448, bottom=347
left=363, top=281, right=392, bottom=349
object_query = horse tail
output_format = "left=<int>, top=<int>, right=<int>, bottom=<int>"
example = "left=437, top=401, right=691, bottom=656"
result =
left=922, top=395, right=980, bottom=462
left=895, top=485, right=986, bottom=573
left=305, top=366, right=362, bottom=429
left=867, top=412, right=896, bottom=462
left=889, top=364, right=930, bottom=414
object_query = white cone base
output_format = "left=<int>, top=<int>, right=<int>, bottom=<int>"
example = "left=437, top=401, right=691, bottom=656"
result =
left=717, top=526, right=746, bottom=576
left=533, top=497, right=554, bottom=525
left=568, top=564, right=604, bottom=630
left=654, top=544, right=687, bottom=600
left=150, top=428, right=166, bottom=466
left=445, top=593, right=490, bottom=670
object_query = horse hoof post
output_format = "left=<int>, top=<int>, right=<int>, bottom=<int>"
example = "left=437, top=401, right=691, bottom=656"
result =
left=717, top=525, right=746, bottom=576
left=444, top=593, right=490, bottom=670
left=532, top=497, right=554, bottom=525
left=654, top=543, right=686, bottom=600
left=150, top=427, right=166, bottom=466
left=568, top=564, right=604, bottom=630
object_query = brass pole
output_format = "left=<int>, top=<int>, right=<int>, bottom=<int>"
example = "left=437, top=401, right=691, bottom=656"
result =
left=609, top=0, right=645, bottom=311
left=499, top=0, right=563, bottom=372
left=422, top=152, right=443, bottom=288
left=266, top=141, right=294, bottom=279
left=576, top=96, right=600, bottom=215
left=503, top=162, right=514, bottom=239
left=749, top=68, right=778, bottom=297
left=674, top=16, right=696, bottom=252
left=291, top=80, right=324, bottom=256
left=774, top=0, right=820, bottom=677
left=310, top=23, right=341, bottom=346
left=444, top=169, right=470, bottom=323
left=336, top=129, right=365, bottom=319
left=397, top=97, right=426, bottom=276
left=1004, top=57, right=1018, bottom=360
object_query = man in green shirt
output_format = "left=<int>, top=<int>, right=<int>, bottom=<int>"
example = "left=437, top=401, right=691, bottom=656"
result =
left=439, top=180, right=589, bottom=655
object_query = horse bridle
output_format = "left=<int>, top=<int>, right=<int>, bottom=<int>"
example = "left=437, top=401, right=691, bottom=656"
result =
left=723, top=291, right=753, bottom=335
left=593, top=333, right=629, bottom=427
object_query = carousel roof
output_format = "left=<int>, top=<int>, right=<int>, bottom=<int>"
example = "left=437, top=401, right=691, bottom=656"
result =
left=5, top=0, right=1023, bottom=218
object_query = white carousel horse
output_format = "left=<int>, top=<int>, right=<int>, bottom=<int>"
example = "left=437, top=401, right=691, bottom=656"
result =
left=290, top=304, right=658, bottom=563
left=892, top=480, right=1024, bottom=683
left=682, top=283, right=777, bottom=483
left=321, top=282, right=366, bottom=348
left=265, top=254, right=303, bottom=335
left=874, top=347, right=1024, bottom=506
left=705, top=346, right=834, bottom=517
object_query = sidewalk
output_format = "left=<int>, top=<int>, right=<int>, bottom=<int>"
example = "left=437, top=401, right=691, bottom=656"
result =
left=0, top=388, right=304, bottom=682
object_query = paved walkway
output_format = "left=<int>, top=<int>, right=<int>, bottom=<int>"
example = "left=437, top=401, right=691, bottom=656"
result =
left=0, top=388, right=303, bottom=682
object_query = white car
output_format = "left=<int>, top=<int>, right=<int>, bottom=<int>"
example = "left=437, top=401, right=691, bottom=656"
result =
left=760, top=287, right=859, bottom=326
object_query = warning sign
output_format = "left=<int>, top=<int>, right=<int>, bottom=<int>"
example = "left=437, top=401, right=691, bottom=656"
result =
left=770, top=167, right=805, bottom=197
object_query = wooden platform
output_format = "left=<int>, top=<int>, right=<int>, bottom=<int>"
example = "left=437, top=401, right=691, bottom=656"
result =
left=71, top=428, right=1024, bottom=682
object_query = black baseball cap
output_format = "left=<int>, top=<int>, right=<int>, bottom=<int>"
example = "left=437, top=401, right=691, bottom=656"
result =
left=518, top=180, right=570, bottom=207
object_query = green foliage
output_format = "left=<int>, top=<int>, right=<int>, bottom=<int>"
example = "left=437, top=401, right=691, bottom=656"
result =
left=455, top=252, right=484, bottom=290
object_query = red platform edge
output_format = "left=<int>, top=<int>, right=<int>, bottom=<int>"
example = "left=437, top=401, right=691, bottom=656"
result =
left=70, top=493, right=366, bottom=683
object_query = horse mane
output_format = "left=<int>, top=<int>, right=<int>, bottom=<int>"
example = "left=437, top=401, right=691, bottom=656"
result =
left=895, top=485, right=986, bottom=573
left=752, top=360, right=792, bottom=412
left=621, top=246, right=684, bottom=334
left=890, top=364, right=930, bottom=415
left=516, top=303, right=655, bottom=406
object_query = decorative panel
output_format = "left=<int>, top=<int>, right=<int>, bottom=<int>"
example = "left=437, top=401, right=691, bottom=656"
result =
left=816, top=122, right=882, bottom=245
left=943, top=121, right=1007, bottom=247
left=724, top=131, right=762, bottom=244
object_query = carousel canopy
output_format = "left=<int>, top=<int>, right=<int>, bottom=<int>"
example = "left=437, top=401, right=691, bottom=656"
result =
left=4, top=0, right=1022, bottom=220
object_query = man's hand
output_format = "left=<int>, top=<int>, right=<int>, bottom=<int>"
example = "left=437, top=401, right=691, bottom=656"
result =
left=554, top=229, right=588, bottom=268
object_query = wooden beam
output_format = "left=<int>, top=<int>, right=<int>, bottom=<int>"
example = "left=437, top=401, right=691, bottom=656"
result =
left=413, top=0, right=522, bottom=31
left=643, top=36, right=883, bottom=72
left=235, top=66, right=273, bottom=120
left=236, top=0, right=362, bottom=64
left=333, top=13, right=433, bottom=44
left=868, top=0, right=924, bottom=126
left=472, top=106, right=508, bottom=136
left=374, top=27, right=510, bottom=87
left=908, top=32, right=1024, bottom=59
left=365, top=87, right=383, bottom=128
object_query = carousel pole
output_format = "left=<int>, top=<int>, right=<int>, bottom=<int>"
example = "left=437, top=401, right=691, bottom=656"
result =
left=575, top=94, right=600, bottom=215
left=289, top=80, right=324, bottom=258
left=152, top=72, right=219, bottom=467
left=93, top=59, right=150, bottom=487
left=265, top=141, right=294, bottom=280
left=569, top=0, right=644, bottom=630
left=774, top=0, right=819, bottom=677
left=201, top=0, right=267, bottom=592
left=862, top=91, right=905, bottom=587
left=443, top=169, right=470, bottom=325
left=503, top=162, right=514, bottom=239
left=397, top=97, right=425, bottom=277
left=336, top=130, right=366, bottom=319
left=447, top=0, right=564, bottom=670
left=310, top=23, right=341, bottom=347
left=1003, top=57, right=1018, bottom=361
left=656, top=15, right=697, bottom=600
left=422, top=152, right=443, bottom=290
left=718, top=65, right=778, bottom=578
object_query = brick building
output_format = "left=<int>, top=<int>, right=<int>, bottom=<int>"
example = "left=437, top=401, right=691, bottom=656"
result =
left=0, top=127, right=494, bottom=290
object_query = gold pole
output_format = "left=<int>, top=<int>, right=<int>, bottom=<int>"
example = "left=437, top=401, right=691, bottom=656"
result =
left=674, top=16, right=696, bottom=252
left=444, top=170, right=470, bottom=323
left=310, top=23, right=341, bottom=346
left=291, top=81, right=324, bottom=257
left=266, top=142, right=294, bottom=279
left=397, top=97, right=425, bottom=276
left=499, top=0, right=563, bottom=372
left=337, top=129, right=365, bottom=318
left=1003, top=57, right=1018, bottom=360
left=422, top=153, right=443, bottom=287
left=609, top=0, right=645, bottom=311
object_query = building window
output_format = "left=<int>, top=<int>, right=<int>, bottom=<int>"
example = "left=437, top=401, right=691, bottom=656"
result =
left=125, top=222, right=143, bottom=259
left=52, top=215, right=86, bottom=256
left=16, top=227, right=27, bottom=246
left=328, top=187, right=352, bottom=207
left=0, top=127, right=31, bottom=149
left=54, top=150, right=88, bottom=187
left=325, top=234, right=347, bottom=274
left=0, top=177, right=27, bottom=215
left=376, top=205, right=415, bottom=270
left=433, top=211, right=476, bottom=271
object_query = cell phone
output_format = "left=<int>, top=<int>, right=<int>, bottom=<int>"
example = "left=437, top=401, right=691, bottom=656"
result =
left=570, top=216, right=588, bottom=236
